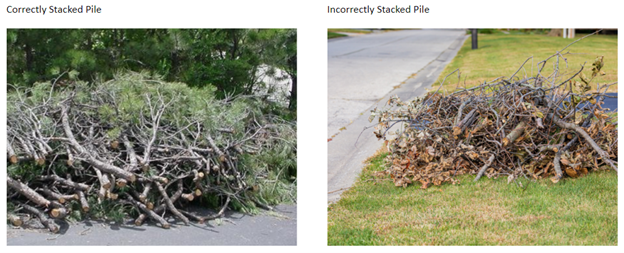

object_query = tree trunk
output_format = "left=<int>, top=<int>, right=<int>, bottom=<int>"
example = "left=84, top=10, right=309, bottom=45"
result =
left=25, top=44, right=33, bottom=71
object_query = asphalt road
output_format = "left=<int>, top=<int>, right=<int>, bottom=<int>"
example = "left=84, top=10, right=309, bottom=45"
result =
left=328, top=29, right=468, bottom=203
left=7, top=204, right=296, bottom=246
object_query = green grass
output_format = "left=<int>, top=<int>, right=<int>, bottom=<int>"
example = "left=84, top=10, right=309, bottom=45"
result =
left=328, top=151, right=618, bottom=245
left=328, top=29, right=372, bottom=34
left=467, top=29, right=551, bottom=35
left=433, top=34, right=618, bottom=92
left=328, top=31, right=347, bottom=39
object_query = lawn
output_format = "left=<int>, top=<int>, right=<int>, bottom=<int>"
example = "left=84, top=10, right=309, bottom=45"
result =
left=328, top=31, right=347, bottom=39
left=328, top=29, right=373, bottom=34
left=327, top=150, right=618, bottom=245
left=432, top=33, right=618, bottom=92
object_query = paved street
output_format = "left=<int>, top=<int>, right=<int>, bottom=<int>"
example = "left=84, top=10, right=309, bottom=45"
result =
left=8, top=205, right=296, bottom=246
left=328, top=29, right=468, bottom=203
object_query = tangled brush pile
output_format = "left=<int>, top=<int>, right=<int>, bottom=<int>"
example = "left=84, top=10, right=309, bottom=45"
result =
left=370, top=50, right=617, bottom=189
left=7, top=72, right=296, bottom=232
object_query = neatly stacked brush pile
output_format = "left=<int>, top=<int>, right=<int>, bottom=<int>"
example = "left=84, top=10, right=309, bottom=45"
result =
left=370, top=54, right=617, bottom=189
left=7, top=72, right=296, bottom=232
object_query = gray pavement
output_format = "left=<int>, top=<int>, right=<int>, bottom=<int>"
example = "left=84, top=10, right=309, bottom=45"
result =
left=7, top=204, right=296, bottom=246
left=328, top=29, right=468, bottom=203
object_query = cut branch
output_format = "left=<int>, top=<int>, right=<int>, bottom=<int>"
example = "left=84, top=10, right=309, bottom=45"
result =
left=474, top=154, right=496, bottom=182
left=8, top=176, right=51, bottom=207
left=502, top=121, right=527, bottom=147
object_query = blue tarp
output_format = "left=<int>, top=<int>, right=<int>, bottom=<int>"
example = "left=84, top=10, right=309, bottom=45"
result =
left=602, top=93, right=617, bottom=111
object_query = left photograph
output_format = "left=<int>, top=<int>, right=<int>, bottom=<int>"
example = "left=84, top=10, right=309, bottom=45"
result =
left=7, top=29, right=297, bottom=245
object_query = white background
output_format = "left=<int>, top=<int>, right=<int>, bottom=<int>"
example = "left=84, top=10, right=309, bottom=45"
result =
left=0, top=0, right=622, bottom=251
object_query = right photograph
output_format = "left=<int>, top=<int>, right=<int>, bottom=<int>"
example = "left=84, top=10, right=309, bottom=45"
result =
left=328, top=28, right=617, bottom=245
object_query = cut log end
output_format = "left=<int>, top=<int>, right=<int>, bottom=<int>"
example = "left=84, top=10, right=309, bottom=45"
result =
left=502, top=138, right=510, bottom=147
left=135, top=214, right=147, bottom=226
left=8, top=214, right=23, bottom=226
left=48, top=224, right=60, bottom=233
left=182, top=193, right=195, bottom=201
left=194, top=189, right=202, bottom=196
left=10, top=156, right=18, bottom=164
left=50, top=208, right=68, bottom=219
left=107, top=192, right=119, bottom=200
left=110, top=140, right=119, bottom=149
left=116, top=179, right=127, bottom=188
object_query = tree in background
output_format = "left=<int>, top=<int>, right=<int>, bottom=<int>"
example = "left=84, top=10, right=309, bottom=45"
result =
left=7, top=29, right=297, bottom=110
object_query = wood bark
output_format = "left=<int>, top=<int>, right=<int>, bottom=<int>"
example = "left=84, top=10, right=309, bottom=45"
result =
left=8, top=214, right=23, bottom=226
left=94, top=169, right=111, bottom=189
left=8, top=142, right=18, bottom=164
left=502, top=121, right=527, bottom=147
left=474, top=154, right=496, bottom=182
left=549, top=113, right=618, bottom=172
left=40, top=188, right=78, bottom=204
left=8, top=176, right=51, bottom=207
left=39, top=174, right=90, bottom=191
left=61, top=106, right=136, bottom=182
left=21, top=204, right=59, bottom=233
left=121, top=135, right=139, bottom=171
left=453, top=109, right=478, bottom=136
left=125, top=195, right=170, bottom=229
left=155, top=182, right=190, bottom=225
left=78, top=191, right=90, bottom=212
